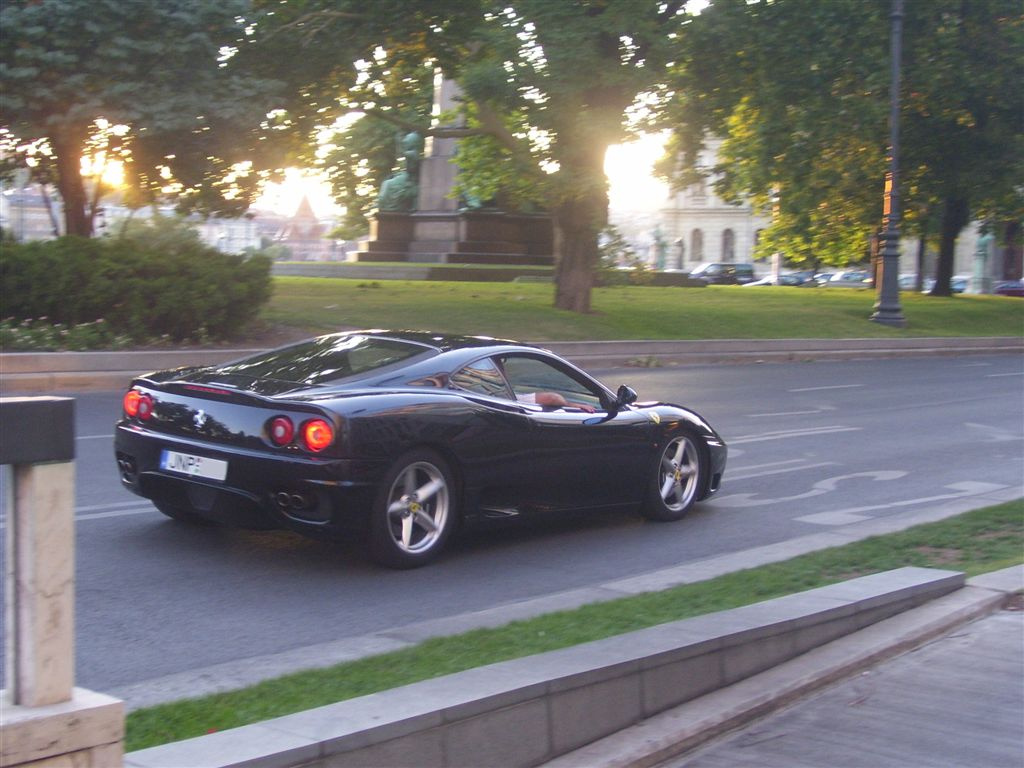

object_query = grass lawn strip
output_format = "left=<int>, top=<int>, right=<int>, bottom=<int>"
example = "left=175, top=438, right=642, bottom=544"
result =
left=263, top=278, right=1024, bottom=343
left=125, top=498, right=1023, bottom=751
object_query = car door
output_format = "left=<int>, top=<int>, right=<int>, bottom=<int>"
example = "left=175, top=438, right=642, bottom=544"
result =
left=496, top=354, right=653, bottom=510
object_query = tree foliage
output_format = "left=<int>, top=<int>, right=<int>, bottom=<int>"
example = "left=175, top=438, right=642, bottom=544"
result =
left=658, top=0, right=1023, bottom=293
left=250, top=1, right=689, bottom=312
left=0, top=0, right=287, bottom=236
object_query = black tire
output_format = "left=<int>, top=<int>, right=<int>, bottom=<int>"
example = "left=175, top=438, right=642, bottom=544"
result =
left=154, top=501, right=216, bottom=526
left=369, top=449, right=457, bottom=569
left=641, top=431, right=707, bottom=522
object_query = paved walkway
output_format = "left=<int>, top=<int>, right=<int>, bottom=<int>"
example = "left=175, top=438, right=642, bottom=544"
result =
left=666, top=606, right=1024, bottom=768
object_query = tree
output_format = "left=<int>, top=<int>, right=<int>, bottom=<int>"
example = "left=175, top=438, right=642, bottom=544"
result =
left=657, top=0, right=1023, bottom=295
left=0, top=0, right=286, bottom=236
left=251, top=1, right=689, bottom=313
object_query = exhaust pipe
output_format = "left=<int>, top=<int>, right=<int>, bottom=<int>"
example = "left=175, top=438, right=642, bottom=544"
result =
left=274, top=491, right=313, bottom=510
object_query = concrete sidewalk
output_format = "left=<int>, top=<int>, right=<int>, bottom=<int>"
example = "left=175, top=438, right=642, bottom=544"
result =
left=1, top=336, right=1021, bottom=393
left=664, top=607, right=1023, bottom=768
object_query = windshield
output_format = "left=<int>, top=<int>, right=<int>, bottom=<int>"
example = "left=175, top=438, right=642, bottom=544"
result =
left=213, top=334, right=435, bottom=386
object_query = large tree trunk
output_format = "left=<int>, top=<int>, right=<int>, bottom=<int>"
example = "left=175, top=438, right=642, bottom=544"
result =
left=930, top=196, right=969, bottom=297
left=50, top=126, right=92, bottom=237
left=553, top=142, right=610, bottom=313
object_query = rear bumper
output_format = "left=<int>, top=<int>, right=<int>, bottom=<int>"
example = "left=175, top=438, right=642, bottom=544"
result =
left=114, top=424, right=384, bottom=536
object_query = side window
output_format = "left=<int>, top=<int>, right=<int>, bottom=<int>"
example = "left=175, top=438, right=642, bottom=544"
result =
left=451, top=357, right=513, bottom=399
left=500, top=355, right=602, bottom=411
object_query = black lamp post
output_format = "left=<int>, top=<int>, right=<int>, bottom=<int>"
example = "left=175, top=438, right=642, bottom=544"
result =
left=871, top=0, right=907, bottom=326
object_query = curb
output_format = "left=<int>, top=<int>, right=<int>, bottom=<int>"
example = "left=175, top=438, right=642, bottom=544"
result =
left=1, top=337, right=1021, bottom=394
left=119, top=565, right=1023, bottom=768
left=544, top=568, right=1021, bottom=768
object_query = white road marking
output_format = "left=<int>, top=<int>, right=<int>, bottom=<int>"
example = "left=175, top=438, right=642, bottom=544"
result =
left=730, top=426, right=862, bottom=444
left=0, top=500, right=156, bottom=529
left=788, top=384, right=864, bottom=393
left=77, top=434, right=114, bottom=441
left=75, top=499, right=155, bottom=513
left=795, top=481, right=1009, bottom=525
left=745, top=405, right=837, bottom=418
left=713, top=470, right=907, bottom=508
left=795, top=511, right=872, bottom=525
left=728, top=462, right=839, bottom=482
left=964, top=423, right=1024, bottom=442
left=76, top=507, right=155, bottom=522
left=987, top=372, right=1024, bottom=377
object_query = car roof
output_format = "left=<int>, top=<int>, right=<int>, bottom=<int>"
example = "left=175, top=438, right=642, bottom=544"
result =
left=329, top=329, right=524, bottom=352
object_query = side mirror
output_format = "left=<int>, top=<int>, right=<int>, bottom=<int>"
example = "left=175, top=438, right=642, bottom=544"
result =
left=615, top=385, right=638, bottom=409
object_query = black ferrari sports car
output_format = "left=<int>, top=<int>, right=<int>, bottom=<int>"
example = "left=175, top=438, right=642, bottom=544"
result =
left=114, top=330, right=727, bottom=567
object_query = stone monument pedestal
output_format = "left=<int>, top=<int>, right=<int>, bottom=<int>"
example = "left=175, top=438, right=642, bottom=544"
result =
left=353, top=74, right=554, bottom=271
left=352, top=210, right=554, bottom=267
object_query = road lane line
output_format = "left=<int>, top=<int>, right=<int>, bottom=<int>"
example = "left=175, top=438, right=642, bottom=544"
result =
left=75, top=499, right=155, bottom=513
left=77, top=434, right=114, bottom=440
left=0, top=505, right=155, bottom=528
left=730, top=426, right=862, bottom=444
left=794, top=481, right=1010, bottom=524
left=745, top=406, right=837, bottom=418
left=788, top=384, right=864, bottom=392
left=728, top=462, right=839, bottom=482
left=76, top=507, right=155, bottom=522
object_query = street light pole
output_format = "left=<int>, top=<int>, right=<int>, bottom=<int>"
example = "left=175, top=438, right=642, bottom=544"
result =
left=871, top=0, right=907, bottom=327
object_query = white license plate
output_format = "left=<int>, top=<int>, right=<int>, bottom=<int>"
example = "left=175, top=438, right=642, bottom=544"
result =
left=160, top=450, right=228, bottom=482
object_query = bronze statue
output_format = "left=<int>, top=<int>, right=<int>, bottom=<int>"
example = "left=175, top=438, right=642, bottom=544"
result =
left=377, top=131, right=424, bottom=212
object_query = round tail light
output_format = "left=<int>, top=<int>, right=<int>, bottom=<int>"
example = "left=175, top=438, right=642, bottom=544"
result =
left=123, top=390, right=141, bottom=417
left=123, top=390, right=153, bottom=420
left=302, top=419, right=334, bottom=452
left=137, top=394, right=154, bottom=420
left=269, top=416, right=294, bottom=446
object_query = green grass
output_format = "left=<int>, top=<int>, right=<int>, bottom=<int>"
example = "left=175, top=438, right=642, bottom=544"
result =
left=125, top=499, right=1023, bottom=752
left=261, top=278, right=1024, bottom=342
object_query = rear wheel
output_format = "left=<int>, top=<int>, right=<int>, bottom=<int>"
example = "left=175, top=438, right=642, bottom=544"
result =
left=154, top=501, right=216, bottom=526
left=369, top=449, right=456, bottom=568
left=641, top=432, right=706, bottom=522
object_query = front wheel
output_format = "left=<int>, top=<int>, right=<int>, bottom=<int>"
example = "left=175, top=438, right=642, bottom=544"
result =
left=641, top=432, right=706, bottom=522
left=369, top=449, right=457, bottom=568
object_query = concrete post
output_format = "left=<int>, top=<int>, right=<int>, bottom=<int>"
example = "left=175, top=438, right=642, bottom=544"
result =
left=6, top=461, right=76, bottom=706
left=0, top=396, right=124, bottom=767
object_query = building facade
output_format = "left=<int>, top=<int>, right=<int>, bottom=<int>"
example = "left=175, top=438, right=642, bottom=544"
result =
left=659, top=137, right=770, bottom=269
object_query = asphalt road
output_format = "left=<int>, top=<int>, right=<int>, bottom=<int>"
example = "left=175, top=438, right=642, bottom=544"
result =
left=1, top=354, right=1022, bottom=701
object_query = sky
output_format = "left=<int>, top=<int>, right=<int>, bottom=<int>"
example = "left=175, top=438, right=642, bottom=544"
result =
left=258, top=133, right=671, bottom=218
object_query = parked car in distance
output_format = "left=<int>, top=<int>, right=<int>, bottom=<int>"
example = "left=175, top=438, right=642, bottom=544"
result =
left=824, top=269, right=871, bottom=288
left=743, top=273, right=807, bottom=287
left=687, top=262, right=757, bottom=285
left=114, top=330, right=728, bottom=568
left=993, top=280, right=1024, bottom=297
left=921, top=275, right=970, bottom=293
left=898, top=274, right=920, bottom=290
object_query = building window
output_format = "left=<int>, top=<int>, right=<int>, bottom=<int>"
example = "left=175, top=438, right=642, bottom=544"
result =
left=722, top=229, right=735, bottom=261
left=691, top=229, right=704, bottom=262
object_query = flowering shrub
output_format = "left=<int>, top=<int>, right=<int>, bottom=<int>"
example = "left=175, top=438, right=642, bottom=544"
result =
left=0, top=318, right=136, bottom=351
left=0, top=225, right=271, bottom=343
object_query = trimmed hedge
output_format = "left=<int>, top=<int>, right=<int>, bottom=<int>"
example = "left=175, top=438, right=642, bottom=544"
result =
left=0, top=232, right=272, bottom=342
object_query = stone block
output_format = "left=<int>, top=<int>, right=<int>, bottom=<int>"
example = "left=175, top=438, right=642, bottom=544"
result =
left=721, top=630, right=797, bottom=685
left=443, top=698, right=550, bottom=767
left=642, top=649, right=723, bottom=715
left=319, top=729, right=444, bottom=768
left=549, top=673, right=641, bottom=755
left=0, top=688, right=123, bottom=767
left=123, top=722, right=318, bottom=768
